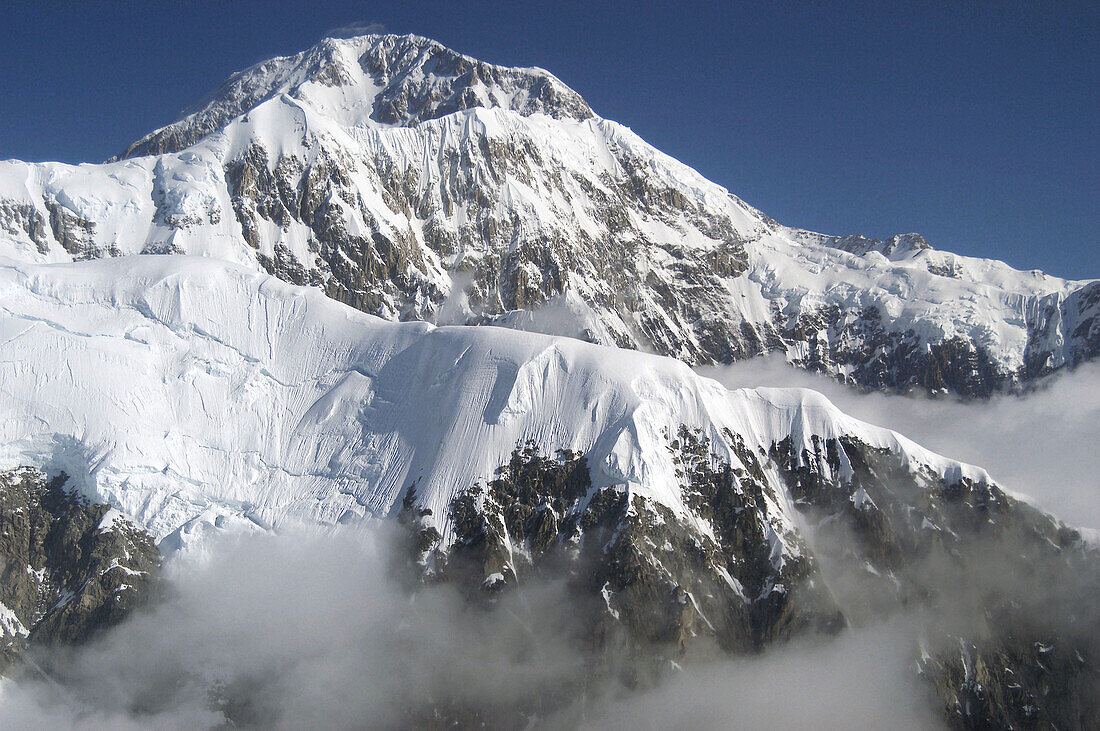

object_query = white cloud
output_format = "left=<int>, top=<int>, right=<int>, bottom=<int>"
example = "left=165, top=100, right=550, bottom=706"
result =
left=1, top=528, right=585, bottom=729
left=0, top=527, right=944, bottom=729
left=581, top=619, right=943, bottom=731
left=325, top=22, right=388, bottom=39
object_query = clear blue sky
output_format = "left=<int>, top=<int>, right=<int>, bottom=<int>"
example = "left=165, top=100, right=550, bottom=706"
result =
left=2, top=1, right=1096, bottom=278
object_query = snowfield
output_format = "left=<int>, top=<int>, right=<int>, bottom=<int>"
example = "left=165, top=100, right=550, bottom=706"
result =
left=0, top=255, right=994, bottom=550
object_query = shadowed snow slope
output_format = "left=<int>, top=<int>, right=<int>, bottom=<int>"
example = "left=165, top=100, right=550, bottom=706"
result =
left=0, top=255, right=997, bottom=549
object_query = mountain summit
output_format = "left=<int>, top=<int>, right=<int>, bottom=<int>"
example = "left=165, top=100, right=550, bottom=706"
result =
left=0, top=33, right=1095, bottom=396
left=118, top=33, right=593, bottom=159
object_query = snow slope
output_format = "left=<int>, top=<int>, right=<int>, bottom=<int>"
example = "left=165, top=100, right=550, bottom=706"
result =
left=0, top=255, right=995, bottom=549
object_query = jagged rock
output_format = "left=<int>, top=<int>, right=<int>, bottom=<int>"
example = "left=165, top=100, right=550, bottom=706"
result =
left=395, top=432, right=1099, bottom=728
left=408, top=438, right=840, bottom=666
left=0, top=467, right=160, bottom=673
left=772, top=433, right=1100, bottom=728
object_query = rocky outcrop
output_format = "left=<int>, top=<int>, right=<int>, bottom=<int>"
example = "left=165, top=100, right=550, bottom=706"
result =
left=773, top=433, right=1100, bottom=728
left=825, top=232, right=933, bottom=261
left=399, top=433, right=1099, bottom=727
left=0, top=468, right=160, bottom=673
left=404, top=435, right=840, bottom=668
left=0, top=202, right=50, bottom=255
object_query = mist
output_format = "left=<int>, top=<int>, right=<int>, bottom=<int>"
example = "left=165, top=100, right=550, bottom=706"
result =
left=0, top=526, right=592, bottom=729
left=3, top=501, right=1095, bottom=728
left=698, top=358, right=1100, bottom=530
left=0, top=525, right=950, bottom=730
left=581, top=620, right=943, bottom=731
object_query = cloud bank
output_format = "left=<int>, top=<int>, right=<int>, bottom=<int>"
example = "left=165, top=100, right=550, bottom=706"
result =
left=0, top=526, right=948, bottom=730
left=1, top=528, right=588, bottom=729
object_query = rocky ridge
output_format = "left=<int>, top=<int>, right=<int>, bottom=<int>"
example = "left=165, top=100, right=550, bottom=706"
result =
left=394, top=429, right=1099, bottom=728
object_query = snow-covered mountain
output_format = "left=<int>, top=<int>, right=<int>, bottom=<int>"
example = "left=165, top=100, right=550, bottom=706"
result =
left=0, top=33, right=1095, bottom=397
left=1, top=253, right=1095, bottom=727
left=0, top=32, right=1096, bottom=727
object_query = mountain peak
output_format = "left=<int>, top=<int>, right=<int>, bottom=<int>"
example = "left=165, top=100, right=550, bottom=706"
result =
left=116, top=33, right=593, bottom=160
left=6, top=32, right=1094, bottom=399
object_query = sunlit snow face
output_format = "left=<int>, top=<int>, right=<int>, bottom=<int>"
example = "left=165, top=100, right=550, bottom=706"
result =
left=699, top=357, right=1100, bottom=531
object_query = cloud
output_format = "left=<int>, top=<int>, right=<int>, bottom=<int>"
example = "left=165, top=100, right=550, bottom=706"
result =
left=0, top=527, right=587, bottom=729
left=11, top=510, right=1041, bottom=731
left=4, top=482, right=1095, bottom=728
left=0, top=524, right=942, bottom=729
left=580, top=619, right=943, bottom=731
left=697, top=358, right=1100, bottom=530
left=325, top=22, right=388, bottom=40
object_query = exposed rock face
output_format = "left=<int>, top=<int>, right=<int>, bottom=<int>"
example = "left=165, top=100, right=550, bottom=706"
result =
left=210, top=118, right=753, bottom=331
left=0, top=202, right=50, bottom=255
left=0, top=33, right=1094, bottom=398
left=0, top=468, right=160, bottom=673
left=400, top=435, right=1099, bottom=728
left=773, top=433, right=1100, bottom=729
left=420, top=437, right=838, bottom=658
left=1026, top=280, right=1100, bottom=380
left=827, top=232, right=933, bottom=260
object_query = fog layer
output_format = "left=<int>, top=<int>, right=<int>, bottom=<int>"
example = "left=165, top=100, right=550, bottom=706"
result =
left=0, top=527, right=945, bottom=730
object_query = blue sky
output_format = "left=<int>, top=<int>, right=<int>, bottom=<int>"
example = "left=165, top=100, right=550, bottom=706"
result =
left=2, top=1, right=1096, bottom=278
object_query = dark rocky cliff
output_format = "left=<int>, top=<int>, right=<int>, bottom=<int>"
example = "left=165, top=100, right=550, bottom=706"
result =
left=0, top=468, right=160, bottom=674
